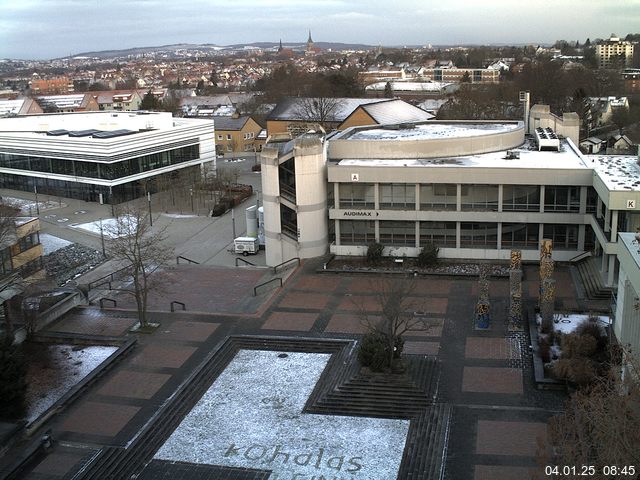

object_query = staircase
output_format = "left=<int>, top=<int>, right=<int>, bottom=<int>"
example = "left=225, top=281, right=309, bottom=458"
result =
left=575, top=257, right=613, bottom=300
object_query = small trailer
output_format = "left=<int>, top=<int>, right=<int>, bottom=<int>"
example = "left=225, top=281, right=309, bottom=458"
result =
left=233, top=236, right=259, bottom=256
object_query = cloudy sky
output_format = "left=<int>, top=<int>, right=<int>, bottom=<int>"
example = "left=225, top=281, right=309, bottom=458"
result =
left=1, top=0, right=639, bottom=59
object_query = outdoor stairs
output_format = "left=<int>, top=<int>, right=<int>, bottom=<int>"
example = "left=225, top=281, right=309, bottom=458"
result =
left=71, top=336, right=448, bottom=480
left=575, top=257, right=613, bottom=301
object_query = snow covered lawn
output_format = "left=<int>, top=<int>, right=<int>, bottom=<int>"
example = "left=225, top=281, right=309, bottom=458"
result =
left=39, top=233, right=72, bottom=255
left=536, top=313, right=610, bottom=335
left=155, top=350, right=409, bottom=479
left=69, top=216, right=136, bottom=238
left=24, top=344, right=118, bottom=423
left=2, top=196, right=64, bottom=213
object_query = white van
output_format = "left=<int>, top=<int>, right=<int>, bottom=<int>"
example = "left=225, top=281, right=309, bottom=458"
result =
left=234, top=236, right=259, bottom=256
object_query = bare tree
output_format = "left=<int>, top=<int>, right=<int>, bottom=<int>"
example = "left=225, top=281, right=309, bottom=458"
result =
left=539, top=353, right=640, bottom=479
left=294, top=97, right=340, bottom=131
left=0, top=202, right=20, bottom=339
left=105, top=206, right=173, bottom=328
left=357, top=277, right=436, bottom=370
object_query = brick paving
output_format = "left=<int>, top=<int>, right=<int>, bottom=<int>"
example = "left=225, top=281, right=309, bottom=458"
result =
left=13, top=261, right=590, bottom=480
left=475, top=420, right=547, bottom=456
left=261, top=311, right=318, bottom=331
left=462, top=366, right=523, bottom=394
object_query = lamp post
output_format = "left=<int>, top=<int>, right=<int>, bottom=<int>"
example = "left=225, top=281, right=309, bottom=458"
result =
left=147, top=191, right=153, bottom=226
left=34, top=185, right=40, bottom=215
left=231, top=207, right=236, bottom=240
left=190, top=188, right=194, bottom=212
left=99, top=218, right=106, bottom=258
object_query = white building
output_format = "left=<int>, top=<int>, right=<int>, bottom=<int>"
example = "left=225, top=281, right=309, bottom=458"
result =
left=596, top=34, right=635, bottom=68
left=260, top=105, right=640, bottom=292
left=0, top=111, right=215, bottom=203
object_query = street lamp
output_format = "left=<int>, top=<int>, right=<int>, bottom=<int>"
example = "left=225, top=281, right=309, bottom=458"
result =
left=147, top=191, right=153, bottom=226
left=99, top=218, right=106, bottom=258
left=190, top=188, right=194, bottom=212
left=34, top=185, right=40, bottom=216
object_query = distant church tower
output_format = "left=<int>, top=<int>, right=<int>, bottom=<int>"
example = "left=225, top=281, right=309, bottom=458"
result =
left=278, top=39, right=283, bottom=53
left=306, top=30, right=315, bottom=55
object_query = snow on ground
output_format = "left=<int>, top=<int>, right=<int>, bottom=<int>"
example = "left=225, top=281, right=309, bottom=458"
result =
left=161, top=213, right=199, bottom=218
left=155, top=350, right=409, bottom=479
left=536, top=313, right=611, bottom=335
left=25, top=344, right=118, bottom=423
left=1, top=196, right=65, bottom=213
left=69, top=215, right=136, bottom=238
left=39, top=233, right=72, bottom=255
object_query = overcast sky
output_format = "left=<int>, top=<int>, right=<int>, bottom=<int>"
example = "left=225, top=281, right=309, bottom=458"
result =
left=1, top=0, right=639, bottom=60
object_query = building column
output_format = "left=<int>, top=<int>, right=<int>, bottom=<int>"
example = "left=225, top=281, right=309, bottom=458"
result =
left=334, top=219, right=341, bottom=246
left=333, top=183, right=339, bottom=209
left=579, top=186, right=587, bottom=214
left=597, top=197, right=603, bottom=219
left=375, top=220, right=380, bottom=243
left=498, top=185, right=503, bottom=213
left=604, top=207, right=611, bottom=233
left=497, top=223, right=503, bottom=250
left=415, top=221, right=421, bottom=248
left=456, top=222, right=461, bottom=249
left=539, top=224, right=545, bottom=244
left=611, top=210, right=619, bottom=243
left=374, top=183, right=380, bottom=210
left=578, top=224, right=586, bottom=251
left=539, top=185, right=545, bottom=213
left=415, top=184, right=420, bottom=211
left=456, top=184, right=462, bottom=212
left=607, top=255, right=616, bottom=287
left=602, top=252, right=608, bottom=273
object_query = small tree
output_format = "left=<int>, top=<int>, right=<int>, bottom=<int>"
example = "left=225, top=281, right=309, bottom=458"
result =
left=416, top=242, right=439, bottom=268
left=384, top=82, right=394, bottom=98
left=140, top=89, right=161, bottom=111
left=357, top=277, right=434, bottom=371
left=294, top=97, right=340, bottom=131
left=106, top=206, right=172, bottom=328
left=366, top=242, right=384, bottom=266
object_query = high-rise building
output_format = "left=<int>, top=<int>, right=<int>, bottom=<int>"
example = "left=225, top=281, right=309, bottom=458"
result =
left=596, top=34, right=635, bottom=68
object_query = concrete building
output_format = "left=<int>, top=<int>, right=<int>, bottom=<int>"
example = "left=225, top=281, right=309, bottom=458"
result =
left=417, top=67, right=500, bottom=84
left=596, top=34, right=635, bottom=68
left=260, top=104, right=640, bottom=294
left=0, top=111, right=216, bottom=204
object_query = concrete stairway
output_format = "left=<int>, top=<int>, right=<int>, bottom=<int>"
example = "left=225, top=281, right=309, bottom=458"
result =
left=575, top=257, right=613, bottom=300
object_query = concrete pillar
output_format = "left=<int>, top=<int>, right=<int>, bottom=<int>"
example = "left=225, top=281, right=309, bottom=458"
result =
left=602, top=252, right=608, bottom=273
left=498, top=184, right=503, bottom=213
left=333, top=183, right=340, bottom=209
left=414, top=184, right=420, bottom=211
left=497, top=223, right=503, bottom=250
left=456, top=184, right=462, bottom=211
left=415, top=221, right=420, bottom=248
left=608, top=255, right=616, bottom=287
left=334, top=219, right=341, bottom=246
left=456, top=222, right=461, bottom=249
left=579, top=186, right=587, bottom=214
left=578, top=224, right=586, bottom=251
left=374, top=183, right=379, bottom=210
left=611, top=210, right=619, bottom=242
left=604, top=206, right=611, bottom=232
left=375, top=220, right=380, bottom=242
left=539, top=185, right=545, bottom=213
left=597, top=197, right=603, bottom=219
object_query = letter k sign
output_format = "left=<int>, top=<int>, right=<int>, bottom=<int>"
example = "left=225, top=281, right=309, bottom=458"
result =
left=155, top=350, right=409, bottom=479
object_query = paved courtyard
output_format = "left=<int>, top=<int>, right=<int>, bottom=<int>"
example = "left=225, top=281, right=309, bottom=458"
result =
left=11, top=256, right=590, bottom=480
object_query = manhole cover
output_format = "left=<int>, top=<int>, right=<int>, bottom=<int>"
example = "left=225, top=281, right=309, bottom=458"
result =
left=277, top=353, right=289, bottom=359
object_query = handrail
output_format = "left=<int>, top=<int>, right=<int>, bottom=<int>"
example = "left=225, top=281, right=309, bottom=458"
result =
left=170, top=301, right=186, bottom=312
left=569, top=251, right=592, bottom=263
left=99, top=298, right=117, bottom=308
left=235, top=257, right=256, bottom=267
left=272, top=257, right=300, bottom=274
left=176, top=255, right=199, bottom=265
left=88, top=264, right=131, bottom=291
left=254, top=277, right=282, bottom=296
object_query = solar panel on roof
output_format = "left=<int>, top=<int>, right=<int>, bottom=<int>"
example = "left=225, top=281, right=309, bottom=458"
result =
left=91, top=129, right=137, bottom=139
left=46, top=129, right=69, bottom=136
left=68, top=129, right=102, bottom=137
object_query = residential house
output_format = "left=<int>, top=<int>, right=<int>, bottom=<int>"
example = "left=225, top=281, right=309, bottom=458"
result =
left=588, top=96, right=630, bottom=126
left=213, top=114, right=262, bottom=154
left=36, top=93, right=100, bottom=113
left=338, top=99, right=434, bottom=130
left=0, top=98, right=44, bottom=117
left=30, top=77, right=74, bottom=95
left=92, top=90, right=144, bottom=111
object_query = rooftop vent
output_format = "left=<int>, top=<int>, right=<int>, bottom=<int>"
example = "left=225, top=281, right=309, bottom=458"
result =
left=534, top=127, right=560, bottom=151
left=505, top=150, right=520, bottom=159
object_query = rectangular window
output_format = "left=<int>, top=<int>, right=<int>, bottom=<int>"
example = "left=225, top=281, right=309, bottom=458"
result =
left=421, top=184, right=456, bottom=210
left=217, top=134, right=223, bottom=140
left=379, top=220, right=415, bottom=246
left=340, top=220, right=376, bottom=245
left=339, top=183, right=374, bottom=209
left=460, top=222, right=497, bottom=248
left=501, top=223, right=539, bottom=249
left=502, top=185, right=540, bottom=211
left=280, top=204, right=298, bottom=240
left=461, top=184, right=499, bottom=211
left=379, top=183, right=415, bottom=210
left=544, top=186, right=580, bottom=212
left=226, top=134, right=232, bottom=140
left=543, top=224, right=579, bottom=250
left=420, top=221, right=456, bottom=247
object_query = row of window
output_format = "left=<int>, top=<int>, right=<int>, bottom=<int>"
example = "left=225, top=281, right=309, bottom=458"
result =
left=0, top=145, right=200, bottom=181
left=338, top=220, right=581, bottom=249
left=216, top=132, right=256, bottom=141
left=337, top=184, right=592, bottom=213
left=1, top=232, right=41, bottom=275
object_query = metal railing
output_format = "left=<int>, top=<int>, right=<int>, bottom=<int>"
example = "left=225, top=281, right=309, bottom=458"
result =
left=99, top=298, right=117, bottom=309
left=235, top=257, right=256, bottom=267
left=569, top=251, right=592, bottom=263
left=272, top=257, right=300, bottom=274
left=88, top=264, right=131, bottom=291
left=170, top=301, right=186, bottom=312
left=254, top=277, right=282, bottom=296
left=176, top=255, right=199, bottom=265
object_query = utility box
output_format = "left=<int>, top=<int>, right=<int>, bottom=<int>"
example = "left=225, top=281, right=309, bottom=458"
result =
left=233, top=236, right=259, bottom=256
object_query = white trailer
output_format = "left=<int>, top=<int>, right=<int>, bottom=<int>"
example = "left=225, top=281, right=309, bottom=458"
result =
left=233, top=236, right=259, bottom=256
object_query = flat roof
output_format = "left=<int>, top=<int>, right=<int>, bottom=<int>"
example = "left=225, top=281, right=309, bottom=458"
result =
left=336, top=137, right=589, bottom=170
left=619, top=233, right=640, bottom=269
left=344, top=122, right=519, bottom=141
left=587, top=154, right=640, bottom=191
